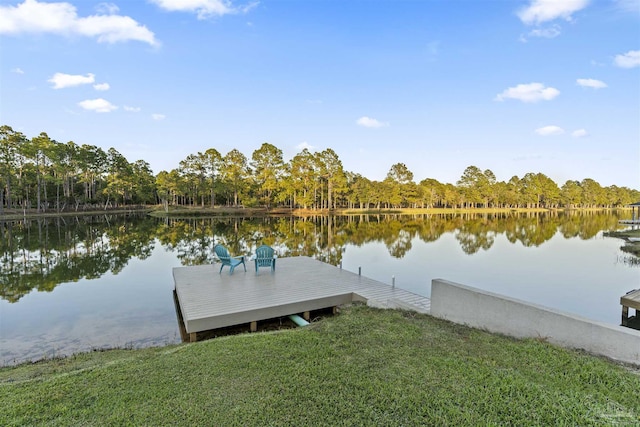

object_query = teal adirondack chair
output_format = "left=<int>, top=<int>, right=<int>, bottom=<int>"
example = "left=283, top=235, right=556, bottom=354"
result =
left=254, top=245, right=276, bottom=274
left=214, top=245, right=246, bottom=274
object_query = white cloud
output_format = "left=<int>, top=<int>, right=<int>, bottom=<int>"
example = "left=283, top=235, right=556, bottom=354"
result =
left=535, top=125, right=564, bottom=136
left=78, top=98, right=117, bottom=113
left=495, top=82, right=560, bottom=102
left=95, top=2, right=119, bottom=15
left=75, top=15, right=158, bottom=45
left=124, top=105, right=141, bottom=112
left=614, top=50, right=640, bottom=68
left=152, top=113, right=166, bottom=120
left=571, top=129, right=589, bottom=138
left=576, top=78, right=607, bottom=89
left=356, top=116, right=389, bottom=128
left=48, top=72, right=95, bottom=89
left=519, top=25, right=561, bottom=42
left=93, top=82, right=110, bottom=91
left=11, top=67, right=24, bottom=74
left=517, top=0, right=589, bottom=25
left=296, top=141, right=316, bottom=151
left=0, top=0, right=159, bottom=46
left=150, top=0, right=258, bottom=20
left=528, top=25, right=561, bottom=38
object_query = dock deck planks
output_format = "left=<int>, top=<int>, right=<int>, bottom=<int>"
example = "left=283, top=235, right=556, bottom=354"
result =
left=173, top=256, right=431, bottom=338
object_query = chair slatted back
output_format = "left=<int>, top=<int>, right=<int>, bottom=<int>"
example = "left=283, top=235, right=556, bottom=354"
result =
left=255, top=245, right=274, bottom=267
left=214, top=245, right=231, bottom=263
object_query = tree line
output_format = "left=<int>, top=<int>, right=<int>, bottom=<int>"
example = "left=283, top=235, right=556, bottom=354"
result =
left=1, top=125, right=638, bottom=213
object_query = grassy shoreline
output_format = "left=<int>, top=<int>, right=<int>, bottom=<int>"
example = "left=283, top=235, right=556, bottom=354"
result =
left=2, top=305, right=639, bottom=425
left=147, top=205, right=624, bottom=218
left=0, top=205, right=629, bottom=221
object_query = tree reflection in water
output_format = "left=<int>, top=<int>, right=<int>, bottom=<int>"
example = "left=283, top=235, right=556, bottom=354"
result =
left=0, top=210, right=630, bottom=303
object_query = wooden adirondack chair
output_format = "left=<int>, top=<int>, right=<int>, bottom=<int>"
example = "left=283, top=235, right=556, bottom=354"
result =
left=214, top=245, right=246, bottom=275
left=254, top=245, right=276, bottom=274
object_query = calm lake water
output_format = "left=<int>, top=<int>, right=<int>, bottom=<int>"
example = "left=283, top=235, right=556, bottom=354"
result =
left=1, top=211, right=638, bottom=365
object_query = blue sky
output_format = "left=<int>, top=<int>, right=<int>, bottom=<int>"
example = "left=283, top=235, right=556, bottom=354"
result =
left=1, top=0, right=639, bottom=188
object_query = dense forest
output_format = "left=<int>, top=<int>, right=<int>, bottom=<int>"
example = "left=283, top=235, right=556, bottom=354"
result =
left=1, top=125, right=638, bottom=213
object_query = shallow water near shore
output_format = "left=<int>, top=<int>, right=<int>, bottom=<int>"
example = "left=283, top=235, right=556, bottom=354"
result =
left=1, top=211, right=638, bottom=365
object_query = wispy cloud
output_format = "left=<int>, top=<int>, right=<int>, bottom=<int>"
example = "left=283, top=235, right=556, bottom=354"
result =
left=426, top=40, right=440, bottom=61
left=356, top=116, right=389, bottom=128
left=95, top=2, right=120, bottom=15
left=535, top=125, right=564, bottom=136
left=530, top=24, right=561, bottom=38
left=519, top=24, right=561, bottom=42
left=152, top=113, right=166, bottom=121
left=495, top=82, right=560, bottom=102
left=613, top=0, right=640, bottom=13
left=124, top=105, right=141, bottom=112
left=93, top=82, right=110, bottom=91
left=513, top=153, right=544, bottom=161
left=296, top=141, right=316, bottom=151
left=614, top=50, right=640, bottom=68
left=517, top=0, right=589, bottom=25
left=576, top=78, right=607, bottom=89
left=78, top=98, right=117, bottom=113
left=571, top=129, right=589, bottom=138
left=0, top=0, right=159, bottom=46
left=150, top=0, right=258, bottom=20
left=11, top=67, right=24, bottom=74
left=48, top=72, right=95, bottom=89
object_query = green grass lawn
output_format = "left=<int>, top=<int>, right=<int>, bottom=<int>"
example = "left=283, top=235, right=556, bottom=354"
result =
left=1, top=305, right=639, bottom=426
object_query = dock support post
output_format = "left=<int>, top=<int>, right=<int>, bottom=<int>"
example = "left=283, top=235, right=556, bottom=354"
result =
left=622, top=305, right=629, bottom=326
left=392, top=276, right=395, bottom=288
left=303, top=311, right=310, bottom=321
left=189, top=332, right=197, bottom=343
left=250, top=321, right=257, bottom=332
left=359, top=267, right=361, bottom=276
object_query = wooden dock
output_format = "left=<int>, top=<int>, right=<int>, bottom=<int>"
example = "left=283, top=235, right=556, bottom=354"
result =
left=621, top=288, right=640, bottom=328
left=173, top=256, right=431, bottom=342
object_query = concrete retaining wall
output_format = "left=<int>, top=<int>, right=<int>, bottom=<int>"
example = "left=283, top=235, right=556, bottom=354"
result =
left=430, top=279, right=640, bottom=365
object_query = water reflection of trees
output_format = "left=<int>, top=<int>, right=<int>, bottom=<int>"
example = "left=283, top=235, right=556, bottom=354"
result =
left=0, top=211, right=628, bottom=302
left=0, top=214, right=156, bottom=303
